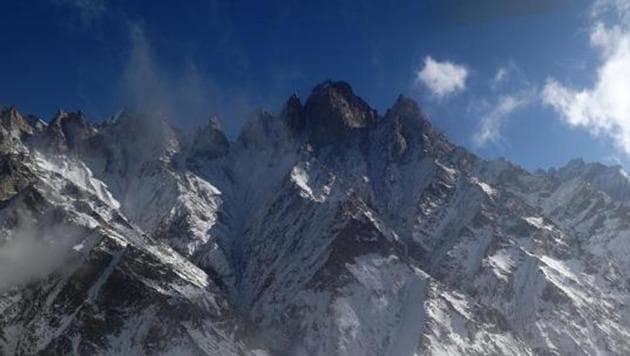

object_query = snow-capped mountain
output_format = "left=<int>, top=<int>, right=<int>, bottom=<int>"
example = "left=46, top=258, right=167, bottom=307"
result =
left=2, top=81, right=630, bottom=355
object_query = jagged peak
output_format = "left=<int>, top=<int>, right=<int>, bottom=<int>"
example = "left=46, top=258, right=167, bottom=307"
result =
left=49, top=110, right=94, bottom=134
left=5, top=105, right=18, bottom=116
left=107, top=110, right=178, bottom=143
left=186, top=115, right=230, bottom=160
left=564, top=157, right=586, bottom=170
left=562, top=159, right=628, bottom=179
left=49, top=109, right=92, bottom=130
left=301, top=80, right=377, bottom=145
left=310, top=80, right=354, bottom=97
left=390, top=95, right=422, bottom=115
left=377, top=94, right=454, bottom=160
left=385, top=95, right=430, bottom=126
left=0, top=105, right=18, bottom=119
left=283, top=93, right=304, bottom=133
left=0, top=105, right=34, bottom=138
left=207, top=115, right=224, bottom=132
left=550, top=158, right=600, bottom=177
left=305, top=81, right=374, bottom=121
left=40, top=110, right=96, bottom=152
left=548, top=158, right=630, bottom=202
left=285, top=93, right=301, bottom=109
left=236, top=109, right=290, bottom=149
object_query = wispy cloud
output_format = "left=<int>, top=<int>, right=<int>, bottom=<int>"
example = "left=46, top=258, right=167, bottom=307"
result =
left=473, top=92, right=531, bottom=147
left=120, top=24, right=216, bottom=125
left=416, top=56, right=468, bottom=98
left=121, top=24, right=171, bottom=116
left=490, top=64, right=518, bottom=91
left=491, top=67, right=509, bottom=88
left=470, top=61, right=533, bottom=147
left=119, top=23, right=260, bottom=131
left=543, top=0, right=630, bottom=155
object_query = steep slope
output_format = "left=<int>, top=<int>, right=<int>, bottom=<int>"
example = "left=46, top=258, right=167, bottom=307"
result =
left=0, top=137, right=243, bottom=354
left=28, top=110, right=236, bottom=289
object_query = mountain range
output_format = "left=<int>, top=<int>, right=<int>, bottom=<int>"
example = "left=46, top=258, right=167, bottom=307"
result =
left=1, top=81, right=630, bottom=355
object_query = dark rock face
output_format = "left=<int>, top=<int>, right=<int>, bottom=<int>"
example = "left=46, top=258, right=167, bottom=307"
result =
left=188, top=116, right=230, bottom=160
left=302, top=80, right=377, bottom=145
left=0, top=153, right=36, bottom=201
left=0, top=106, right=33, bottom=142
left=382, top=95, right=453, bottom=159
left=44, top=110, right=96, bottom=151
left=284, top=94, right=304, bottom=133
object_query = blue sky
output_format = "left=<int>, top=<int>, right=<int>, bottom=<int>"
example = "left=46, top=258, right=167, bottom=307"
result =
left=1, top=0, right=629, bottom=170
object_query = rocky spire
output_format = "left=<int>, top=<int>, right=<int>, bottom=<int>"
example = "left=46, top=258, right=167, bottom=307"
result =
left=283, top=93, right=304, bottom=133
left=381, top=95, right=452, bottom=158
left=301, top=80, right=377, bottom=145
left=0, top=106, right=34, bottom=139
left=188, top=115, right=230, bottom=160
left=46, top=110, right=96, bottom=150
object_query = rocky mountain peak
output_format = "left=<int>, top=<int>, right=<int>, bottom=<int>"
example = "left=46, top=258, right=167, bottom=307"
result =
left=207, top=115, right=223, bottom=131
left=283, top=93, right=303, bottom=133
left=50, top=110, right=90, bottom=129
left=385, top=95, right=433, bottom=134
left=187, top=115, right=230, bottom=160
left=302, top=80, right=377, bottom=145
left=0, top=106, right=33, bottom=140
left=381, top=94, right=452, bottom=159
left=108, top=111, right=180, bottom=155
left=24, top=114, right=47, bottom=133
left=45, top=110, right=95, bottom=151
left=236, top=109, right=290, bottom=150
left=549, top=158, right=630, bottom=202
left=389, top=95, right=425, bottom=119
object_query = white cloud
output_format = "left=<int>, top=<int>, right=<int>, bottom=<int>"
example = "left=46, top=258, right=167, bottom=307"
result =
left=491, top=67, right=509, bottom=88
left=490, top=63, right=522, bottom=90
left=416, top=56, right=468, bottom=97
left=543, top=0, right=630, bottom=155
left=473, top=93, right=530, bottom=147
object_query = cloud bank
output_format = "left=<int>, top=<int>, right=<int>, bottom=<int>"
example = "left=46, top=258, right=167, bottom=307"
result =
left=416, top=56, right=468, bottom=97
left=543, top=0, right=630, bottom=155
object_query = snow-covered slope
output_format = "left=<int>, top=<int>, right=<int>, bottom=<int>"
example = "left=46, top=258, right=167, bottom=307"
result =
left=2, top=80, right=630, bottom=355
